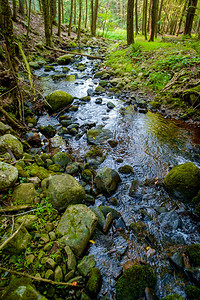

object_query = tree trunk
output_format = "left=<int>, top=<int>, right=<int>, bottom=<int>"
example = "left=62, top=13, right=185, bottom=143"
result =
left=19, top=0, right=25, bottom=17
left=157, top=0, right=164, bottom=33
left=183, top=0, right=198, bottom=36
left=25, top=0, right=32, bottom=45
left=85, top=0, right=88, bottom=28
left=41, top=0, right=51, bottom=46
left=135, top=0, right=138, bottom=35
left=142, top=0, right=148, bottom=39
left=12, top=0, right=17, bottom=21
left=149, top=0, right=158, bottom=41
left=127, top=0, right=134, bottom=45
left=77, top=0, right=82, bottom=39
left=68, top=0, right=74, bottom=36
left=0, top=0, right=17, bottom=72
left=91, top=0, right=94, bottom=35
left=93, top=0, right=99, bottom=36
left=176, top=0, right=188, bottom=36
left=74, top=0, right=76, bottom=25
left=50, top=0, right=57, bottom=36
left=57, top=0, right=61, bottom=36
left=61, top=0, right=64, bottom=23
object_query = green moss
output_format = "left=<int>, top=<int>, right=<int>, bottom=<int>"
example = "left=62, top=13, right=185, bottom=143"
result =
left=149, top=101, right=161, bottom=109
left=45, top=90, right=74, bottom=113
left=82, top=169, right=93, bottom=182
left=26, top=163, right=53, bottom=180
left=57, top=54, right=74, bottom=65
left=118, top=165, right=134, bottom=174
left=86, top=267, right=102, bottom=297
left=85, top=147, right=103, bottom=158
left=164, top=162, right=200, bottom=200
left=116, top=265, right=156, bottom=300
left=48, top=164, right=63, bottom=172
left=187, top=244, right=200, bottom=266
left=185, top=285, right=200, bottom=299
left=161, top=294, right=185, bottom=300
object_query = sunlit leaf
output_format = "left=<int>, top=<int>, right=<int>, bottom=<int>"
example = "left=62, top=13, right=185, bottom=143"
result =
left=89, top=240, right=95, bottom=244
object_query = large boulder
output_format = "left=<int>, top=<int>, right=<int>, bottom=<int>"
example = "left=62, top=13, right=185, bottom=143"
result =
left=56, top=204, right=98, bottom=257
left=0, top=134, right=23, bottom=159
left=45, top=90, right=74, bottom=113
left=42, top=174, right=85, bottom=211
left=57, top=54, right=74, bottom=65
left=0, top=162, right=18, bottom=192
left=52, top=151, right=72, bottom=167
left=12, top=183, right=37, bottom=205
left=4, top=226, right=32, bottom=254
left=87, top=125, right=113, bottom=145
left=116, top=265, right=157, bottom=300
left=94, top=167, right=121, bottom=195
left=164, top=162, right=200, bottom=200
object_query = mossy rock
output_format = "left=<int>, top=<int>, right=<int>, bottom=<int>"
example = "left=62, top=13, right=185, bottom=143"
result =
left=94, top=167, right=121, bottom=195
left=26, top=163, right=53, bottom=180
left=149, top=101, right=161, bottom=110
left=86, top=267, right=102, bottom=297
left=48, top=164, right=63, bottom=172
left=44, top=65, right=55, bottom=71
left=57, top=54, right=74, bottom=65
left=161, top=294, right=185, bottom=300
left=66, top=75, right=76, bottom=81
left=0, top=134, right=23, bottom=159
left=12, top=183, right=37, bottom=205
left=116, top=265, right=156, bottom=300
left=118, top=165, right=134, bottom=174
left=185, top=285, right=200, bottom=299
left=164, top=162, right=200, bottom=201
left=0, top=162, right=18, bottom=192
left=187, top=244, right=200, bottom=266
left=39, top=125, right=56, bottom=138
left=4, top=226, right=32, bottom=254
left=45, top=90, right=74, bottom=113
left=53, top=151, right=72, bottom=167
left=87, top=125, right=113, bottom=145
left=82, top=169, right=94, bottom=182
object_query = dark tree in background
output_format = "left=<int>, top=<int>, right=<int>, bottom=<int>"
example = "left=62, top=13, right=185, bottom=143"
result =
left=184, top=0, right=198, bottom=36
left=149, top=0, right=158, bottom=41
left=127, top=0, right=134, bottom=45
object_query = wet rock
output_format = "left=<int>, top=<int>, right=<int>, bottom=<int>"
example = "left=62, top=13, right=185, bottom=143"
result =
left=159, top=210, right=181, bottom=232
left=5, top=226, right=32, bottom=254
left=86, top=267, right=102, bottom=297
left=103, top=212, right=113, bottom=233
left=56, top=204, right=98, bottom=257
left=186, top=267, right=200, bottom=286
left=52, top=151, right=72, bottom=167
left=50, top=134, right=66, bottom=148
left=42, top=174, right=85, bottom=211
left=64, top=246, right=77, bottom=270
left=57, top=54, right=74, bottom=64
left=25, top=132, right=42, bottom=147
left=44, top=65, right=55, bottom=71
left=2, top=276, right=47, bottom=300
left=108, top=139, right=118, bottom=148
left=54, top=265, right=63, bottom=282
left=107, top=101, right=115, bottom=109
left=185, top=285, right=200, bottom=299
left=114, top=235, right=128, bottom=255
left=39, top=125, right=56, bottom=138
left=45, top=90, right=74, bottom=113
left=130, top=221, right=146, bottom=233
left=161, top=294, right=185, bottom=300
left=77, top=255, right=96, bottom=277
left=0, top=121, right=11, bottom=134
left=95, top=85, right=105, bottom=93
left=94, top=167, right=121, bottom=195
left=66, top=74, right=76, bottom=81
left=0, top=134, right=23, bottom=159
left=90, top=206, right=106, bottom=230
left=85, top=146, right=105, bottom=167
left=164, top=162, right=200, bottom=201
left=0, top=162, right=18, bottom=192
left=95, top=97, right=103, bottom=104
left=116, top=265, right=157, bottom=300
left=129, top=180, right=138, bottom=196
left=169, top=252, right=184, bottom=270
left=99, top=206, right=121, bottom=220
left=187, top=244, right=200, bottom=266
left=114, top=217, right=126, bottom=231
left=12, top=183, right=37, bottom=205
left=146, top=248, right=156, bottom=258
left=118, top=165, right=134, bottom=174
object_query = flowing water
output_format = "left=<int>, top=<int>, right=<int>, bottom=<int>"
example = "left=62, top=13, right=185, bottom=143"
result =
left=34, top=48, right=200, bottom=299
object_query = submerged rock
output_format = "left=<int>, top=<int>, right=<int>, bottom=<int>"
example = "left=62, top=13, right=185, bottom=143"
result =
left=116, top=265, right=157, bottom=300
left=56, top=204, right=98, bottom=257
left=87, top=125, right=113, bottom=145
left=94, top=167, right=121, bottom=195
left=164, top=162, right=200, bottom=201
left=42, top=174, right=85, bottom=211
left=45, top=90, right=74, bottom=113
left=0, top=134, right=23, bottom=159
left=0, top=162, right=18, bottom=192
left=57, top=54, right=74, bottom=64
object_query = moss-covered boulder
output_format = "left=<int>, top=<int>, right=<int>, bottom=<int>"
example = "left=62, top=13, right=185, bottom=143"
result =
left=0, top=134, right=23, bottom=159
left=77, top=255, right=96, bottom=277
left=87, top=125, right=113, bottom=145
left=116, top=265, right=156, bottom=300
left=52, top=151, right=72, bottom=167
left=2, top=276, right=47, bottom=300
left=0, top=121, right=11, bottom=135
left=118, top=165, right=134, bottom=174
left=161, top=294, right=185, bottom=300
left=0, top=162, right=18, bottom=192
left=164, top=162, right=200, bottom=200
left=187, top=244, right=200, bottom=266
left=42, top=174, right=85, bottom=211
left=86, top=267, right=102, bottom=297
left=57, top=54, right=74, bottom=65
left=39, top=125, right=56, bottom=138
left=45, top=90, right=74, bottom=113
left=56, top=204, right=98, bottom=257
left=94, top=167, right=121, bottom=195
left=4, top=226, right=32, bottom=254
left=12, top=183, right=37, bottom=205
left=185, top=285, right=200, bottom=299
left=26, top=163, right=53, bottom=180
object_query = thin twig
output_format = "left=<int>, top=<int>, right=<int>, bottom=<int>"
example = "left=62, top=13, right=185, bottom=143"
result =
left=0, top=267, right=83, bottom=288
left=10, top=216, right=14, bottom=235
left=0, top=86, right=17, bottom=98
left=45, top=46, right=104, bottom=60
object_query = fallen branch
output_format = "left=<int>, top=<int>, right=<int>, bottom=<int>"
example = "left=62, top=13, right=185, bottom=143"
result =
left=0, top=205, right=33, bottom=214
left=0, top=267, right=83, bottom=288
left=0, top=106, right=25, bottom=129
left=46, top=46, right=104, bottom=60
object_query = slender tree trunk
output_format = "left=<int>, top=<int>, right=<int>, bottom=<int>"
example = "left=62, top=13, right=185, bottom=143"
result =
left=142, top=0, right=148, bottom=39
left=93, top=0, right=99, bottom=36
left=85, top=0, right=88, bottom=28
left=157, top=0, right=163, bottom=32
left=77, top=0, right=82, bottom=39
left=68, top=0, right=74, bottom=36
left=12, top=0, right=17, bottom=21
left=61, top=0, right=64, bottom=23
left=25, top=0, right=32, bottom=45
left=147, top=0, right=151, bottom=32
left=57, top=0, right=61, bottom=36
left=196, top=14, right=200, bottom=36
left=38, top=0, right=42, bottom=12
left=183, top=0, right=198, bottom=36
left=91, top=0, right=94, bottom=35
left=41, top=0, right=51, bottom=46
left=74, top=0, right=76, bottom=25
left=19, top=0, right=25, bottom=17
left=127, top=0, right=134, bottom=45
left=135, top=0, right=138, bottom=35
left=149, top=0, right=158, bottom=41
left=176, top=1, right=188, bottom=36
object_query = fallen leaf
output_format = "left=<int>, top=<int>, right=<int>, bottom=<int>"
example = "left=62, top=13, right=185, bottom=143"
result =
left=72, top=281, right=77, bottom=286
left=146, top=246, right=151, bottom=250
left=89, top=240, right=95, bottom=244
left=93, top=137, right=95, bottom=139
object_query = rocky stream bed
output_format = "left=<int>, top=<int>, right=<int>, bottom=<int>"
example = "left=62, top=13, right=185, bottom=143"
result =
left=0, top=46, right=200, bottom=300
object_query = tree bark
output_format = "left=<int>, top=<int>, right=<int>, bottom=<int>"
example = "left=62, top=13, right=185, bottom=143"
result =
left=91, top=0, right=94, bottom=35
left=157, top=0, right=164, bottom=33
left=68, top=0, right=74, bottom=36
left=41, top=0, right=51, bottom=46
left=57, top=0, right=61, bottom=36
left=61, top=0, right=64, bottom=23
left=93, top=0, right=99, bottom=36
left=135, top=0, right=138, bottom=35
left=77, top=0, right=82, bottom=39
left=142, top=0, right=148, bottom=39
left=12, top=0, right=17, bottom=21
left=127, top=0, right=134, bottom=45
left=25, top=0, right=32, bottom=45
left=85, top=0, right=88, bottom=28
left=149, top=0, right=158, bottom=41
left=19, top=0, right=25, bottom=17
left=183, top=0, right=198, bottom=36
left=74, top=0, right=76, bottom=25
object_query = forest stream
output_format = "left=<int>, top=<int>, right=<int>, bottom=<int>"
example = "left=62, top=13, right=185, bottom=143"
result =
left=32, top=47, right=200, bottom=299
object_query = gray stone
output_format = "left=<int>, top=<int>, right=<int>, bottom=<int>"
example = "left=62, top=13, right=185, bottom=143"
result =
left=0, top=134, right=23, bottom=159
left=45, top=258, right=56, bottom=270
left=107, top=102, right=115, bottom=109
left=103, top=212, right=113, bottom=233
left=53, top=151, right=72, bottom=167
left=54, top=265, right=63, bottom=282
left=0, top=121, right=11, bottom=134
left=12, top=183, right=37, bottom=205
left=87, top=125, right=113, bottom=145
left=64, top=246, right=77, bottom=270
left=42, top=174, right=85, bottom=211
left=5, top=226, right=31, bottom=254
left=94, top=167, right=121, bottom=194
left=56, top=204, right=98, bottom=257
left=159, top=210, right=181, bottom=232
left=16, top=215, right=38, bottom=231
left=90, top=206, right=105, bottom=230
left=77, top=255, right=96, bottom=277
left=0, top=161, right=18, bottom=192
left=64, top=270, right=75, bottom=282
